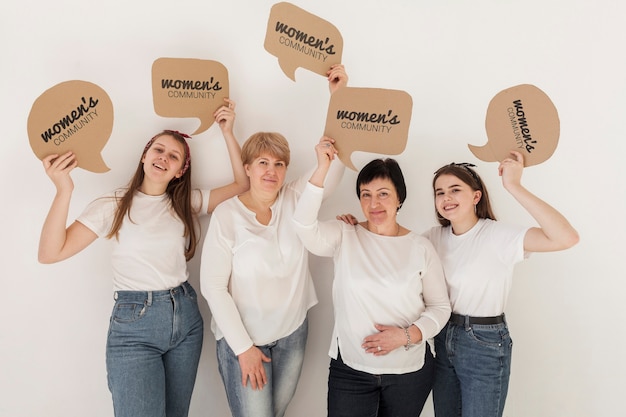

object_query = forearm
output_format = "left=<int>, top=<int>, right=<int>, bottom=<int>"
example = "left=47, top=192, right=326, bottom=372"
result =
left=38, top=190, right=72, bottom=263
left=223, top=130, right=248, bottom=191
left=321, top=159, right=345, bottom=198
left=308, top=163, right=331, bottom=188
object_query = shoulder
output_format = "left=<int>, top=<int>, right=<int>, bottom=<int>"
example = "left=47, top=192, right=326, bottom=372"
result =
left=479, top=218, right=527, bottom=237
left=422, top=225, right=447, bottom=241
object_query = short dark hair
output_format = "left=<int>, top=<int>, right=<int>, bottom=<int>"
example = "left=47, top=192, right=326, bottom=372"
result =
left=356, top=158, right=407, bottom=210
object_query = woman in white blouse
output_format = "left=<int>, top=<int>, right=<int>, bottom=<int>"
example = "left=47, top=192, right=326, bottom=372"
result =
left=293, top=142, right=451, bottom=417
left=200, top=66, right=348, bottom=417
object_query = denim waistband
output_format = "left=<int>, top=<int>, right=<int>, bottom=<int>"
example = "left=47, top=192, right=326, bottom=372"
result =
left=113, top=281, right=193, bottom=304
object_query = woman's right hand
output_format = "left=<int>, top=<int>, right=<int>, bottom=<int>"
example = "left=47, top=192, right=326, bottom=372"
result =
left=43, top=151, right=77, bottom=193
left=336, top=213, right=359, bottom=225
left=238, top=345, right=271, bottom=390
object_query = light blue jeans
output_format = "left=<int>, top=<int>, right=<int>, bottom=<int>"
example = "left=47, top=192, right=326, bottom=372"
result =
left=432, top=320, right=513, bottom=417
left=106, top=281, right=204, bottom=417
left=216, top=318, right=308, bottom=417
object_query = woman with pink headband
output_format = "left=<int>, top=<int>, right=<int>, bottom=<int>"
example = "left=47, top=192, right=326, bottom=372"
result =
left=37, top=99, right=249, bottom=417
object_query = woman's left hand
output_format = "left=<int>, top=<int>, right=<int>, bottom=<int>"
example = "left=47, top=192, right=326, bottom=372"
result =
left=362, top=324, right=406, bottom=356
left=498, top=150, right=524, bottom=190
left=315, top=136, right=337, bottom=166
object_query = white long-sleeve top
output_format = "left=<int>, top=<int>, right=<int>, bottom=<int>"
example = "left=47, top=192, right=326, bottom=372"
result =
left=293, top=182, right=451, bottom=374
left=201, top=162, right=344, bottom=356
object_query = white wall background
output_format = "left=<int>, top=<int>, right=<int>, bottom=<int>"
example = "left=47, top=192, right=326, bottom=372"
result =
left=1, top=1, right=623, bottom=416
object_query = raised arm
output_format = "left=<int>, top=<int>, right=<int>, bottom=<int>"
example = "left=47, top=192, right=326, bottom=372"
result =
left=38, top=152, right=97, bottom=263
left=309, top=136, right=338, bottom=187
left=499, top=151, right=579, bottom=253
left=206, top=98, right=250, bottom=213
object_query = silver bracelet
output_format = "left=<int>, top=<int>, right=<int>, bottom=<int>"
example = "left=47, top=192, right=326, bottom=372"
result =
left=404, top=327, right=411, bottom=351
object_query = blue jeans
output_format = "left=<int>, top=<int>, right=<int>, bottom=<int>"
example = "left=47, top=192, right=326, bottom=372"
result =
left=433, top=320, right=513, bottom=417
left=328, top=345, right=435, bottom=417
left=106, top=281, right=204, bottom=417
left=216, top=318, right=308, bottom=417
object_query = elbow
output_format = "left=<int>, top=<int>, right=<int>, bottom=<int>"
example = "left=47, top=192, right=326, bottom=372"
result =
left=553, top=229, right=580, bottom=251
left=38, top=248, right=62, bottom=264
left=564, top=229, right=580, bottom=249
left=236, top=178, right=250, bottom=195
left=38, top=253, right=56, bottom=264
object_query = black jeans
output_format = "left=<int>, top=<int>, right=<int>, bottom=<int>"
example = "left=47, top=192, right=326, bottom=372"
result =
left=328, top=345, right=435, bottom=417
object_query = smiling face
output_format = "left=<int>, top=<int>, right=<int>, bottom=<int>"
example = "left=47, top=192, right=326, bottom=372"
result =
left=141, top=134, right=185, bottom=184
left=245, top=152, right=287, bottom=196
left=434, top=173, right=482, bottom=226
left=359, top=177, right=400, bottom=227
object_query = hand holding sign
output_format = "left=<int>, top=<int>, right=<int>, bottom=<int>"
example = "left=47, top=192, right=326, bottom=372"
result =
left=469, top=84, right=560, bottom=167
left=264, top=2, right=343, bottom=81
left=27, top=80, right=113, bottom=173
left=324, top=87, right=413, bottom=171
left=152, top=58, right=229, bottom=135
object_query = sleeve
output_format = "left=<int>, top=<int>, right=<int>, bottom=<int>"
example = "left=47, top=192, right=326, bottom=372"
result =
left=200, top=206, right=254, bottom=355
left=76, top=193, right=118, bottom=237
left=496, top=222, right=531, bottom=264
left=192, top=189, right=211, bottom=217
left=412, top=237, right=451, bottom=341
left=292, top=182, right=343, bottom=257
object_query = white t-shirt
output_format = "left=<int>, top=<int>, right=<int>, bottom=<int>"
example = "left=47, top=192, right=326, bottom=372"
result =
left=77, top=189, right=209, bottom=291
left=424, top=218, right=529, bottom=317
left=293, top=183, right=451, bottom=374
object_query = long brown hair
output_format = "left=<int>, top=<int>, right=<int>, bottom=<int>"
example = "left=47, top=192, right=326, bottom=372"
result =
left=105, top=131, right=199, bottom=260
left=433, top=163, right=496, bottom=227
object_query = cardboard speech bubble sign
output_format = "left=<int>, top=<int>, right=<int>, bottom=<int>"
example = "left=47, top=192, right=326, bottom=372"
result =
left=469, top=84, right=560, bottom=167
left=27, top=80, right=113, bottom=173
left=324, top=87, right=413, bottom=171
left=264, top=2, right=343, bottom=81
left=152, top=58, right=229, bottom=135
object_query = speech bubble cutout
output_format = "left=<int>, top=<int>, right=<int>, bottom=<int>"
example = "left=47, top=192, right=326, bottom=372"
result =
left=324, top=87, right=413, bottom=171
left=469, top=84, right=560, bottom=167
left=152, top=58, right=229, bottom=135
left=27, top=80, right=113, bottom=173
left=264, top=2, right=343, bottom=81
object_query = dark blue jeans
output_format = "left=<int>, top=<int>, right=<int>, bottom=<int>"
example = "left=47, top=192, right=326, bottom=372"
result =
left=433, top=320, right=513, bottom=417
left=328, top=345, right=435, bottom=417
left=106, top=282, right=204, bottom=417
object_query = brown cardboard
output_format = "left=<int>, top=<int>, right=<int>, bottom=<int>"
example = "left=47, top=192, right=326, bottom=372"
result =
left=469, top=84, right=560, bottom=167
left=27, top=80, right=113, bottom=173
left=152, top=58, right=229, bottom=135
left=264, top=2, right=343, bottom=81
left=324, top=87, right=413, bottom=171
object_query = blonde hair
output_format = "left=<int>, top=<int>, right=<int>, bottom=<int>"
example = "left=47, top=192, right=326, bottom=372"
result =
left=241, top=132, right=290, bottom=166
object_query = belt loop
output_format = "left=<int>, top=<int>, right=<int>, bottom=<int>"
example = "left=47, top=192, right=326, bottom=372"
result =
left=113, top=291, right=118, bottom=301
left=464, top=315, right=471, bottom=329
left=146, top=291, right=153, bottom=306
left=182, top=282, right=189, bottom=296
